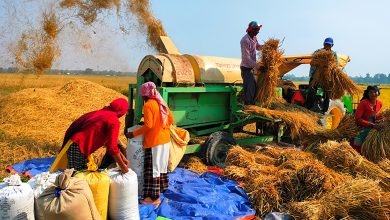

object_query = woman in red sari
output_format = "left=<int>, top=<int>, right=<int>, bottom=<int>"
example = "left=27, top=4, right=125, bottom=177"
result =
left=353, top=85, right=383, bottom=153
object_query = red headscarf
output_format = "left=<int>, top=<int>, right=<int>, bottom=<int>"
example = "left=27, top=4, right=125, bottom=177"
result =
left=106, top=98, right=129, bottom=117
left=140, top=82, right=169, bottom=127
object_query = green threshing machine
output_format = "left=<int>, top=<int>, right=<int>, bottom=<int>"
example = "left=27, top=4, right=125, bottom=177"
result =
left=127, top=37, right=352, bottom=165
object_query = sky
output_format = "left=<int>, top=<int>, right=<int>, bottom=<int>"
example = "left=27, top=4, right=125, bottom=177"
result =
left=0, top=0, right=389, bottom=76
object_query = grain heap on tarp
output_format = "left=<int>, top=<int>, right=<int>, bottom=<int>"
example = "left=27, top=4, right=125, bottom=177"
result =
left=310, top=50, right=361, bottom=99
left=302, top=114, right=360, bottom=148
left=254, top=39, right=284, bottom=107
left=243, top=105, right=322, bottom=139
left=224, top=146, right=348, bottom=216
left=306, top=140, right=390, bottom=191
left=0, top=79, right=127, bottom=147
left=361, top=109, right=390, bottom=163
left=288, top=179, right=390, bottom=220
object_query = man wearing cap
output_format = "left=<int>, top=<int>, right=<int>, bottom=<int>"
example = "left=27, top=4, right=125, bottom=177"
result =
left=306, top=37, right=338, bottom=112
left=309, top=37, right=338, bottom=84
left=240, top=21, right=263, bottom=105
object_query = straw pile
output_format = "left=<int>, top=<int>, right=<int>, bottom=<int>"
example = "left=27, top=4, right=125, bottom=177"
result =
left=307, top=140, right=390, bottom=191
left=224, top=146, right=348, bottom=216
left=254, top=39, right=284, bottom=107
left=302, top=114, right=360, bottom=148
left=361, top=109, right=390, bottom=163
left=0, top=79, right=127, bottom=147
left=310, top=50, right=361, bottom=99
left=244, top=105, right=322, bottom=139
left=379, top=159, right=390, bottom=173
left=60, top=0, right=121, bottom=24
left=128, top=0, right=167, bottom=52
left=288, top=179, right=390, bottom=220
left=183, top=157, right=208, bottom=174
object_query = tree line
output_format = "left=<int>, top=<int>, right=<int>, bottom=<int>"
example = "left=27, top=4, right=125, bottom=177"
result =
left=283, top=73, right=390, bottom=84
left=0, top=67, right=135, bottom=76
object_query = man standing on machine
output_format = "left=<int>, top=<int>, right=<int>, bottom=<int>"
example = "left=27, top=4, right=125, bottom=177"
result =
left=240, top=21, right=263, bottom=105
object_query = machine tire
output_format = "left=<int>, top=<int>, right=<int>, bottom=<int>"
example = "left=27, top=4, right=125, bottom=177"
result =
left=321, top=99, right=346, bottom=129
left=202, top=131, right=236, bottom=166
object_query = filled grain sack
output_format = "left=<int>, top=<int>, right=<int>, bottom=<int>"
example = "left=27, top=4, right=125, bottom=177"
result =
left=107, top=168, right=139, bottom=220
left=36, top=169, right=101, bottom=220
left=126, top=125, right=144, bottom=194
left=75, top=162, right=110, bottom=220
left=28, top=172, right=58, bottom=198
left=0, top=174, right=34, bottom=220
left=168, top=126, right=190, bottom=172
left=28, top=172, right=59, bottom=220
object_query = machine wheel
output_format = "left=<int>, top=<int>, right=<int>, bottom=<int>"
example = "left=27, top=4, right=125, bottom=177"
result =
left=202, top=131, right=236, bottom=166
left=321, top=99, right=346, bottom=129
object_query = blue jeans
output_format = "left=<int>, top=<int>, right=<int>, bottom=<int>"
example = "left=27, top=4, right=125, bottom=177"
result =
left=240, top=66, right=257, bottom=105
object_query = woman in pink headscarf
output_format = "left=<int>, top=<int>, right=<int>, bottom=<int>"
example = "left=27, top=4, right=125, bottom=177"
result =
left=126, top=82, right=174, bottom=205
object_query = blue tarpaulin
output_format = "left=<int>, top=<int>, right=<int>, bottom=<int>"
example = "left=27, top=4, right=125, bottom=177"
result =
left=8, top=158, right=255, bottom=219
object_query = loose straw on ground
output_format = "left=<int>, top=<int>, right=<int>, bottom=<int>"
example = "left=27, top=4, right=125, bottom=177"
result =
left=303, top=114, right=360, bottom=148
left=306, top=140, right=390, bottom=191
left=311, top=50, right=361, bottom=99
left=287, top=179, right=390, bottom=220
left=183, top=157, right=208, bottom=174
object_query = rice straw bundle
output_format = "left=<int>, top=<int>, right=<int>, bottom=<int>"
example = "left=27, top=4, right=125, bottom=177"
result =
left=307, top=140, right=390, bottom=191
left=379, top=159, right=390, bottom=173
left=183, top=157, right=208, bottom=174
left=287, top=179, right=389, bottom=220
left=223, top=165, right=249, bottom=183
left=303, top=114, right=360, bottom=148
left=244, top=105, right=322, bottom=139
left=279, top=160, right=348, bottom=202
left=310, top=50, right=361, bottom=99
left=254, top=39, right=284, bottom=107
left=226, top=146, right=257, bottom=168
left=245, top=175, right=282, bottom=216
left=361, top=109, right=390, bottom=163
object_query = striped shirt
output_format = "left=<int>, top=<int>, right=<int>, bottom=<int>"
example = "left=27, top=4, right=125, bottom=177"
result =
left=240, top=34, right=262, bottom=68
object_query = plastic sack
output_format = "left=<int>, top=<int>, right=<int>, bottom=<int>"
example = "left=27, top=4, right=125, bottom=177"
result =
left=28, top=172, right=59, bottom=220
left=126, top=125, right=144, bottom=195
left=28, top=172, right=58, bottom=198
left=36, top=169, right=101, bottom=220
left=107, top=168, right=139, bottom=220
left=0, top=174, right=34, bottom=220
left=75, top=166, right=110, bottom=220
left=168, top=126, right=190, bottom=172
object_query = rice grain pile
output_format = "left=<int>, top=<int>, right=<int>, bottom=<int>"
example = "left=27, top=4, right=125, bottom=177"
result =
left=307, top=140, right=390, bottom=191
left=361, top=109, right=390, bottom=163
left=288, top=179, right=390, bottom=220
left=310, top=50, right=361, bottom=99
left=0, top=79, right=127, bottom=147
left=244, top=105, right=322, bottom=139
left=254, top=39, right=284, bottom=107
